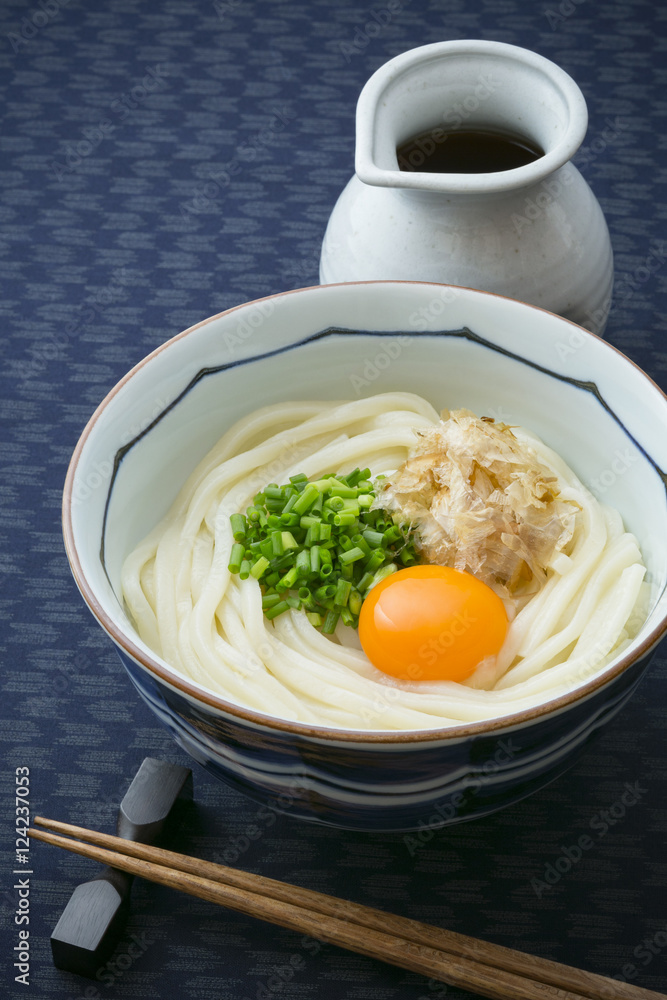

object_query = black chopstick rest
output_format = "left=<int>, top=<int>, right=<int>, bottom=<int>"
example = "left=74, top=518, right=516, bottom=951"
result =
left=50, top=757, right=192, bottom=978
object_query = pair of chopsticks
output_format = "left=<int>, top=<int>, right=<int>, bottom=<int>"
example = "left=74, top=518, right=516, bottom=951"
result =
left=29, top=817, right=664, bottom=1000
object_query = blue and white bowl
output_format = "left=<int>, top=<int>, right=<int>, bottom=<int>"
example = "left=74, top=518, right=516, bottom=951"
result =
left=63, top=281, right=667, bottom=831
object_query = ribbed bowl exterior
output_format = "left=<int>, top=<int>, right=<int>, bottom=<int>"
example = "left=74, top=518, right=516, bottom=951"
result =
left=116, top=646, right=654, bottom=831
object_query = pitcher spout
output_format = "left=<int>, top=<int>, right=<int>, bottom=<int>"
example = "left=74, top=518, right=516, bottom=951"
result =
left=321, top=40, right=613, bottom=334
left=354, top=40, right=588, bottom=194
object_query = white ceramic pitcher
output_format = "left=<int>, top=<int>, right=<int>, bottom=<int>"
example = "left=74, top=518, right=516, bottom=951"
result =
left=320, top=40, right=613, bottom=334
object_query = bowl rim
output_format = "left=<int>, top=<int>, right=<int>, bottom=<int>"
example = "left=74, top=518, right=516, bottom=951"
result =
left=62, top=279, right=667, bottom=743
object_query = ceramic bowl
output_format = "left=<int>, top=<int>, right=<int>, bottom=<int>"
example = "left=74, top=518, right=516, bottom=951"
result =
left=63, top=281, right=667, bottom=831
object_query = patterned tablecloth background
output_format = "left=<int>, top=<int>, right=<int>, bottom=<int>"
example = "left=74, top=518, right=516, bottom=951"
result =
left=1, top=0, right=666, bottom=998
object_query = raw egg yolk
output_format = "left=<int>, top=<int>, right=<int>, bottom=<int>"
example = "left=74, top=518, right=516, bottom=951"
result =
left=358, top=565, right=508, bottom=683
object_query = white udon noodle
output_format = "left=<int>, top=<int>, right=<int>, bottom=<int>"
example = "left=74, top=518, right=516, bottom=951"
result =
left=121, top=392, right=647, bottom=730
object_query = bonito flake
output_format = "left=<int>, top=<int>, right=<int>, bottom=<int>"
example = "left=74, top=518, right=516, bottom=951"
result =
left=374, top=410, right=578, bottom=602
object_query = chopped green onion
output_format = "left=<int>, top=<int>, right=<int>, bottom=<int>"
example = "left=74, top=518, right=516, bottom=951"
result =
left=348, top=589, right=362, bottom=616
left=320, top=547, right=332, bottom=567
left=339, top=546, right=365, bottom=564
left=362, top=529, right=384, bottom=548
left=365, top=548, right=385, bottom=574
left=262, top=592, right=281, bottom=609
left=296, top=549, right=311, bottom=577
left=228, top=542, right=245, bottom=574
left=351, top=533, right=372, bottom=557
left=333, top=511, right=357, bottom=527
left=293, top=483, right=320, bottom=515
left=265, top=600, right=290, bottom=620
left=334, top=579, right=352, bottom=606
left=281, top=531, right=299, bottom=551
left=325, top=495, right=345, bottom=512
left=322, top=609, right=340, bottom=634
left=276, top=566, right=299, bottom=591
left=343, top=468, right=361, bottom=486
left=304, top=522, right=318, bottom=545
left=340, top=607, right=355, bottom=627
left=227, top=468, right=419, bottom=629
left=230, top=513, right=247, bottom=540
left=282, top=494, right=298, bottom=515
left=372, top=562, right=398, bottom=586
left=300, top=514, right=319, bottom=528
left=328, top=483, right=358, bottom=498
left=250, top=556, right=270, bottom=580
left=271, top=531, right=284, bottom=557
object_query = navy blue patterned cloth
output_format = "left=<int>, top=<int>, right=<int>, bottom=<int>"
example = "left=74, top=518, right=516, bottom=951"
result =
left=1, top=1, right=666, bottom=997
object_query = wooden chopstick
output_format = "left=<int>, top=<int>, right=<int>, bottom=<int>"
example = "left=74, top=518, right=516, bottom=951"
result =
left=29, top=817, right=664, bottom=1000
left=29, top=821, right=585, bottom=1000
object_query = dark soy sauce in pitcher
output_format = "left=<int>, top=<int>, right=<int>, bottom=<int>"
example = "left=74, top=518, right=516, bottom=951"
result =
left=397, top=127, right=544, bottom=174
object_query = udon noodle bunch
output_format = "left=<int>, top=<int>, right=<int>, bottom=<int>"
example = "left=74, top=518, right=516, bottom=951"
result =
left=121, top=392, right=646, bottom=730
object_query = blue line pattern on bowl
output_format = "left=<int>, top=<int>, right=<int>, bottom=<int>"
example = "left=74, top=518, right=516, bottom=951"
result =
left=99, top=324, right=667, bottom=569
